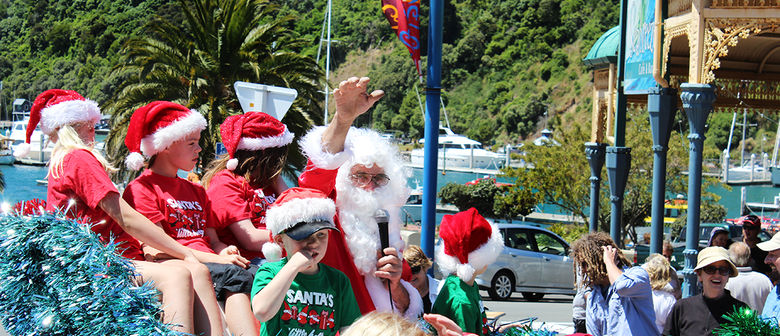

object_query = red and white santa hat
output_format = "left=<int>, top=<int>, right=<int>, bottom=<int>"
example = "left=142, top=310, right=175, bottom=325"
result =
left=124, top=101, right=207, bottom=170
left=13, top=89, right=101, bottom=158
left=261, top=187, right=337, bottom=262
left=436, top=207, right=505, bottom=282
left=220, top=111, right=294, bottom=170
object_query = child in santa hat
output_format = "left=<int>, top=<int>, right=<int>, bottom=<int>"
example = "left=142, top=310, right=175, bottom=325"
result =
left=200, top=111, right=294, bottom=267
left=432, top=208, right=504, bottom=336
left=23, top=89, right=206, bottom=334
left=121, top=101, right=258, bottom=336
left=252, top=187, right=361, bottom=336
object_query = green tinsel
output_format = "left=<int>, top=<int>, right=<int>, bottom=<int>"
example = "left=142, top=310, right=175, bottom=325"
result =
left=714, top=306, right=780, bottom=336
left=0, top=211, right=188, bottom=335
left=415, top=318, right=558, bottom=336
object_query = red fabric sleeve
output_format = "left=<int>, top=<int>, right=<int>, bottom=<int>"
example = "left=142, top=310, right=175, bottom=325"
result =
left=65, top=150, right=117, bottom=209
left=298, top=159, right=339, bottom=199
left=122, top=180, right=166, bottom=225
left=206, top=172, right=251, bottom=230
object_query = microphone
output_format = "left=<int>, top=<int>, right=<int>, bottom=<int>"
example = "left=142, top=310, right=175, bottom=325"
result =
left=376, top=209, right=390, bottom=251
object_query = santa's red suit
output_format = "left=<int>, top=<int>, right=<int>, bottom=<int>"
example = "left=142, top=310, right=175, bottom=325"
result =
left=299, top=126, right=424, bottom=319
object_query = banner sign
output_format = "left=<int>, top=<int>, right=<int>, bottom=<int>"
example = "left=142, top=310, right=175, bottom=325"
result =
left=624, top=0, right=658, bottom=94
left=381, top=0, right=422, bottom=76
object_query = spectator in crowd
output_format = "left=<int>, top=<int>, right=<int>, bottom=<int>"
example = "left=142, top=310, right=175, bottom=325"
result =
left=252, top=188, right=361, bottom=336
left=22, top=89, right=212, bottom=335
left=432, top=208, right=503, bottom=336
left=571, top=232, right=658, bottom=336
left=738, top=215, right=771, bottom=276
left=708, top=227, right=732, bottom=249
left=663, top=247, right=747, bottom=336
left=642, top=254, right=677, bottom=334
left=403, top=245, right=441, bottom=313
left=758, top=232, right=780, bottom=323
left=202, top=111, right=293, bottom=267
left=663, top=241, right=682, bottom=300
left=725, top=242, right=772, bottom=313
left=298, top=76, right=423, bottom=318
left=571, top=266, right=591, bottom=334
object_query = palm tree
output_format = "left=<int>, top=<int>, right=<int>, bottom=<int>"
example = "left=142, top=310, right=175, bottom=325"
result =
left=104, top=0, right=324, bottom=182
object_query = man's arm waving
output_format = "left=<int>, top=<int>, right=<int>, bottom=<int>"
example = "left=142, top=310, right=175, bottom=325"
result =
left=321, top=77, right=384, bottom=154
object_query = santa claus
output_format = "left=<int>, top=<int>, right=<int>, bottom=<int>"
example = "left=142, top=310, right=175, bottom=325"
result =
left=298, top=76, right=423, bottom=319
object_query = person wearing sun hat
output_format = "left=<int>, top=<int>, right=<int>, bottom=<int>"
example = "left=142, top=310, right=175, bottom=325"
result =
left=664, top=246, right=748, bottom=336
left=757, top=231, right=780, bottom=323
left=431, top=207, right=504, bottom=336
left=201, top=111, right=295, bottom=266
left=252, top=187, right=361, bottom=336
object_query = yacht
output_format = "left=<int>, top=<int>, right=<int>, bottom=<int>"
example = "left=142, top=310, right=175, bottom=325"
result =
left=409, top=127, right=505, bottom=169
left=8, top=117, right=54, bottom=163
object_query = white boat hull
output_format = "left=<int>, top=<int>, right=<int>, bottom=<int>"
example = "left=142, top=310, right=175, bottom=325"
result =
left=409, top=149, right=505, bottom=169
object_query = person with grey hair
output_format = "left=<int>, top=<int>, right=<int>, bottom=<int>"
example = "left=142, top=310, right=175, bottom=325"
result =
left=725, top=242, right=772, bottom=313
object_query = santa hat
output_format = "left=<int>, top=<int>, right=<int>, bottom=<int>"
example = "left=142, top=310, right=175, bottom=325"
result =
left=262, top=187, right=337, bottom=262
left=13, top=89, right=101, bottom=158
left=124, top=101, right=207, bottom=170
left=220, top=111, right=294, bottom=170
left=436, top=207, right=504, bottom=282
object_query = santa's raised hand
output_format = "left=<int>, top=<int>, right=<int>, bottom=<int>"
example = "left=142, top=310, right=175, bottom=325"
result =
left=333, top=77, right=384, bottom=124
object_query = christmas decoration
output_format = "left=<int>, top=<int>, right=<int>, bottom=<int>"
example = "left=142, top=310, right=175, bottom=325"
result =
left=0, top=210, right=187, bottom=335
left=416, top=318, right=558, bottom=336
left=715, top=306, right=780, bottom=336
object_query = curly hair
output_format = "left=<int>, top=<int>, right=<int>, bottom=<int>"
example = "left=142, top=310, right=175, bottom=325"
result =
left=201, top=146, right=288, bottom=189
left=571, top=232, right=631, bottom=287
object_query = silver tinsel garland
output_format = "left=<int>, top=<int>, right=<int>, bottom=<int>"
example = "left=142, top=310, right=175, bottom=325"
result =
left=0, top=207, right=188, bottom=335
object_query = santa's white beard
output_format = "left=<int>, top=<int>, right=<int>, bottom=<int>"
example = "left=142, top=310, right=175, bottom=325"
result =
left=336, top=182, right=402, bottom=275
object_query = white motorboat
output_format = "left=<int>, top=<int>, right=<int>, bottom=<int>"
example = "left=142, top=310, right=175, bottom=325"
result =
left=409, top=127, right=505, bottom=169
left=8, top=117, right=54, bottom=163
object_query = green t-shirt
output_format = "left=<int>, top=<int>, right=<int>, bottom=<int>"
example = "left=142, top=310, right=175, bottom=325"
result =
left=431, top=274, right=488, bottom=336
left=252, top=258, right=361, bottom=336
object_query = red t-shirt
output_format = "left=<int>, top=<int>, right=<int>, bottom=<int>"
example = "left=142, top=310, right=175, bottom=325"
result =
left=206, top=170, right=276, bottom=260
left=123, top=169, right=217, bottom=254
left=46, top=149, right=143, bottom=261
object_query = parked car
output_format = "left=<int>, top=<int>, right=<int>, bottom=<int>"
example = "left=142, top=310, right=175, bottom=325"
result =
left=474, top=223, right=575, bottom=301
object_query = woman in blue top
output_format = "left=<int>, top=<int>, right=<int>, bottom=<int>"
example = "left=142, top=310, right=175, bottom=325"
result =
left=571, top=232, right=659, bottom=336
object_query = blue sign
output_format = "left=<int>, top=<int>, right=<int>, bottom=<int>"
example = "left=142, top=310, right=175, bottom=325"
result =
left=624, top=0, right=658, bottom=94
left=216, top=142, right=227, bottom=156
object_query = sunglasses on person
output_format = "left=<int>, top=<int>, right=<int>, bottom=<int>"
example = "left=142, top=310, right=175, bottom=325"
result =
left=410, top=265, right=422, bottom=274
left=701, top=265, right=732, bottom=276
left=350, top=172, right=390, bottom=187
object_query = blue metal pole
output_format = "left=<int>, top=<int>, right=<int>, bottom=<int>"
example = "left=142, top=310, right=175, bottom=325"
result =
left=585, top=143, right=606, bottom=232
left=648, top=88, right=677, bottom=254
left=606, top=0, right=630, bottom=247
left=421, top=0, right=443, bottom=260
left=680, top=83, right=716, bottom=298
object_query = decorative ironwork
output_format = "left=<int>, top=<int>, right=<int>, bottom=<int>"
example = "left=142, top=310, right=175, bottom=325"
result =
left=710, top=0, right=780, bottom=8
left=702, top=18, right=780, bottom=83
left=662, top=22, right=692, bottom=78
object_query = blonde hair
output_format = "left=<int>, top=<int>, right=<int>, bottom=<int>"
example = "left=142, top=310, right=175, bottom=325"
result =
left=49, top=124, right=116, bottom=179
left=403, top=245, right=432, bottom=271
left=571, top=232, right=631, bottom=287
left=201, top=147, right=288, bottom=189
left=342, top=312, right=427, bottom=336
left=642, top=253, right=671, bottom=290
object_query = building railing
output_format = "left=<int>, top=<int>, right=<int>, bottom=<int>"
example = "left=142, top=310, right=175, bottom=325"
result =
left=710, top=0, right=780, bottom=8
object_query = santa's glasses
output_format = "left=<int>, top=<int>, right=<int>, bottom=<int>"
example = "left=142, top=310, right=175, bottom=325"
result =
left=350, top=172, right=390, bottom=187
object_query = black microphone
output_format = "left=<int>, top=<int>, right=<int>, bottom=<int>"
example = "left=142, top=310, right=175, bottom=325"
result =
left=376, top=209, right=390, bottom=251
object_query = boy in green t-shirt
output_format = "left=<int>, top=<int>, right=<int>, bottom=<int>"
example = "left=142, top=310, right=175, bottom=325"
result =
left=252, top=188, right=361, bottom=336
left=431, top=208, right=505, bottom=336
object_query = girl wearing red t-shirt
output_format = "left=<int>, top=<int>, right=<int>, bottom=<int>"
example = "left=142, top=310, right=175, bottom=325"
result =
left=122, top=101, right=258, bottom=336
left=200, top=112, right=293, bottom=264
left=17, top=89, right=206, bottom=335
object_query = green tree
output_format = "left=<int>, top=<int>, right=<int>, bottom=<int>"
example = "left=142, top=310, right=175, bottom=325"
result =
left=438, top=178, right=535, bottom=219
left=104, top=0, right=324, bottom=181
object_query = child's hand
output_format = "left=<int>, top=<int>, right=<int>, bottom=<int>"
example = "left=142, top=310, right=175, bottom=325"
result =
left=220, top=245, right=240, bottom=256
left=288, top=250, right=317, bottom=272
left=423, top=314, right=464, bottom=336
left=333, top=77, right=384, bottom=123
left=220, top=254, right=250, bottom=268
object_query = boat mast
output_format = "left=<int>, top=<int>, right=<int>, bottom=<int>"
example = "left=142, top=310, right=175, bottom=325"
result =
left=316, top=0, right=333, bottom=125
